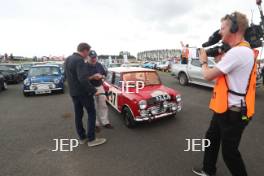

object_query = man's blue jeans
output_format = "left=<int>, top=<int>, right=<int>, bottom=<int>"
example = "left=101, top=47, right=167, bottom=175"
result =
left=71, top=95, right=96, bottom=141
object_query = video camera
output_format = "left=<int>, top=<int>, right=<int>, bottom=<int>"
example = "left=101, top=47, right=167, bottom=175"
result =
left=201, top=0, right=264, bottom=57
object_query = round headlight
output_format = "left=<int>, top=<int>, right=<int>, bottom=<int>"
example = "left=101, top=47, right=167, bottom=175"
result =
left=54, top=78, right=60, bottom=84
left=138, top=100, right=147, bottom=110
left=24, top=79, right=31, bottom=86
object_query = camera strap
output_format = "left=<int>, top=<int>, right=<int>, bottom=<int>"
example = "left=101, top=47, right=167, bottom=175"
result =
left=226, top=42, right=256, bottom=120
left=228, top=90, right=246, bottom=96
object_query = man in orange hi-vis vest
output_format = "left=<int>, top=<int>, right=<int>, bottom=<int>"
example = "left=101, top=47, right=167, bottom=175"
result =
left=192, top=12, right=256, bottom=176
left=180, top=41, right=189, bottom=64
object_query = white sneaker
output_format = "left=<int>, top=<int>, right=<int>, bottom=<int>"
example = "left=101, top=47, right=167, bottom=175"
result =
left=79, top=138, right=88, bottom=144
left=88, top=138, right=107, bottom=147
left=192, top=167, right=215, bottom=176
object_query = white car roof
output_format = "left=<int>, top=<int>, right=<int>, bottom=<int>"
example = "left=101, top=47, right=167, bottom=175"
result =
left=108, top=67, right=155, bottom=73
left=32, top=64, right=60, bottom=68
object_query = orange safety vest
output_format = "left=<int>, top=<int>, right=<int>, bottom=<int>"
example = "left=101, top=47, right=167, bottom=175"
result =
left=209, top=41, right=257, bottom=118
left=182, top=48, right=189, bottom=59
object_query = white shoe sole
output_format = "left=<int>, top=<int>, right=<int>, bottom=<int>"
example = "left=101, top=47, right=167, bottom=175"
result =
left=88, top=139, right=107, bottom=147
left=192, top=169, right=208, bottom=176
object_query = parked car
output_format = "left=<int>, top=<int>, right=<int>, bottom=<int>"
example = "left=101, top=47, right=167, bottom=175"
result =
left=0, top=63, right=26, bottom=81
left=103, top=67, right=182, bottom=128
left=0, top=65, right=21, bottom=83
left=142, top=62, right=156, bottom=69
left=156, top=61, right=170, bottom=71
left=172, top=57, right=263, bottom=88
left=23, top=64, right=64, bottom=96
left=21, top=63, right=34, bottom=74
left=256, top=63, right=263, bottom=87
left=0, top=73, right=7, bottom=91
left=171, top=57, right=216, bottom=87
left=121, top=63, right=141, bottom=67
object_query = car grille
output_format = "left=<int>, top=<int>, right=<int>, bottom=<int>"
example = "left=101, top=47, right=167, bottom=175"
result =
left=149, top=104, right=167, bottom=114
left=147, top=97, right=159, bottom=106
left=146, top=97, right=171, bottom=106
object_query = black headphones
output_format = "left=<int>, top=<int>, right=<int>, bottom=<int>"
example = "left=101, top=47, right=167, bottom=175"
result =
left=229, top=13, right=239, bottom=33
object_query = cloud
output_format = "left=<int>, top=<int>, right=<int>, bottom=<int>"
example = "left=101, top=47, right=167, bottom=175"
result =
left=0, top=0, right=262, bottom=57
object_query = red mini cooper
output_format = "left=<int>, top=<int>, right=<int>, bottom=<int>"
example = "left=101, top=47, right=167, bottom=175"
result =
left=103, top=67, right=182, bottom=128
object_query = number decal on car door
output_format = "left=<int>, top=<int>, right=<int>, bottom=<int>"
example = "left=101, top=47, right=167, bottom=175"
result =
left=108, top=89, right=118, bottom=109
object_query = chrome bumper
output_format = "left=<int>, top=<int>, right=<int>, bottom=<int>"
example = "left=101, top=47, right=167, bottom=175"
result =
left=24, top=88, right=62, bottom=93
left=135, top=111, right=176, bottom=122
left=135, top=105, right=182, bottom=122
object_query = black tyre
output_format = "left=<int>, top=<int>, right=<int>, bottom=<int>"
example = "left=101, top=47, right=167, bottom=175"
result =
left=179, top=73, right=188, bottom=86
left=2, top=81, right=7, bottom=90
left=58, top=88, right=64, bottom=94
left=123, top=107, right=136, bottom=128
left=23, top=92, right=30, bottom=97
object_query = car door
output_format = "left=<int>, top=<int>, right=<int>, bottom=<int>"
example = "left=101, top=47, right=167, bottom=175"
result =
left=206, top=59, right=216, bottom=86
left=188, top=59, right=204, bottom=83
left=107, top=72, right=122, bottom=111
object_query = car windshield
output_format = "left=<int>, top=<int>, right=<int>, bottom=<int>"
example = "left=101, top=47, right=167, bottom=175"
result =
left=22, top=64, right=33, bottom=70
left=29, top=66, right=60, bottom=77
left=123, top=64, right=140, bottom=67
left=131, top=64, right=140, bottom=67
left=122, top=71, right=161, bottom=86
left=0, top=65, right=16, bottom=71
left=2, top=65, right=20, bottom=71
left=110, top=64, right=121, bottom=67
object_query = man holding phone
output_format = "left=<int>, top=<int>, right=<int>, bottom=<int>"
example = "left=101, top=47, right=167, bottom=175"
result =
left=87, top=50, right=113, bottom=131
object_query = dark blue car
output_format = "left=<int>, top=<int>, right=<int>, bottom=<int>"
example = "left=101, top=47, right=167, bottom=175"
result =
left=23, top=64, right=64, bottom=96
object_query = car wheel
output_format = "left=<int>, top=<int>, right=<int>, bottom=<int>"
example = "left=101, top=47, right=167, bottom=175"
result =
left=58, top=89, right=64, bottom=94
left=2, top=81, right=7, bottom=90
left=179, top=73, right=188, bottom=86
left=23, top=92, right=30, bottom=97
left=123, top=107, right=136, bottom=128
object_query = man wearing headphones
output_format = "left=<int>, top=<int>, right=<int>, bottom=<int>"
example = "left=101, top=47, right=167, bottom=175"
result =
left=192, top=12, right=256, bottom=176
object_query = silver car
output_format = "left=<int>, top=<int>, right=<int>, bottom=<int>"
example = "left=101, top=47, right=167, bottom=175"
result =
left=171, top=57, right=215, bottom=87
left=171, top=57, right=263, bottom=88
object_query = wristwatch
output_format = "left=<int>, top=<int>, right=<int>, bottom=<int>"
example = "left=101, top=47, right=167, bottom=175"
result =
left=201, top=61, right=208, bottom=66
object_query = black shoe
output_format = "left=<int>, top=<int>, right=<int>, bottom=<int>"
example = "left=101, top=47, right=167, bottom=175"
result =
left=192, top=168, right=215, bottom=176
left=104, top=124, right=114, bottom=129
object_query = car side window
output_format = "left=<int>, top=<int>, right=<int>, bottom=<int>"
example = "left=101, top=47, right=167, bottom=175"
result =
left=191, top=59, right=201, bottom=67
left=113, top=73, right=121, bottom=87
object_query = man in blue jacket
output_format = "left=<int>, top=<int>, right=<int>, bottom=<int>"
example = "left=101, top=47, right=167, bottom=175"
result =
left=65, top=43, right=106, bottom=147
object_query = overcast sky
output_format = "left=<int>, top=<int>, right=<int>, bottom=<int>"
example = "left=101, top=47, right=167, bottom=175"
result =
left=0, top=0, right=262, bottom=57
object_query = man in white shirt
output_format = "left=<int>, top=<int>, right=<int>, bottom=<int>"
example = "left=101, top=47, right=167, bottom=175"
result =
left=192, top=12, right=254, bottom=176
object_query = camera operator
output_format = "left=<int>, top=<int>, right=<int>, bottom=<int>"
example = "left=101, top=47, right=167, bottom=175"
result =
left=192, top=12, right=257, bottom=176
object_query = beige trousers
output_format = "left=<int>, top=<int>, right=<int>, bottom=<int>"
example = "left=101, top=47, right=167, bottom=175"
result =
left=95, top=85, right=109, bottom=126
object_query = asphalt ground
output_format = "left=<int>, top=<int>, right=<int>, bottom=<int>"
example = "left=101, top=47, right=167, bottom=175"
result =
left=0, top=72, right=264, bottom=176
